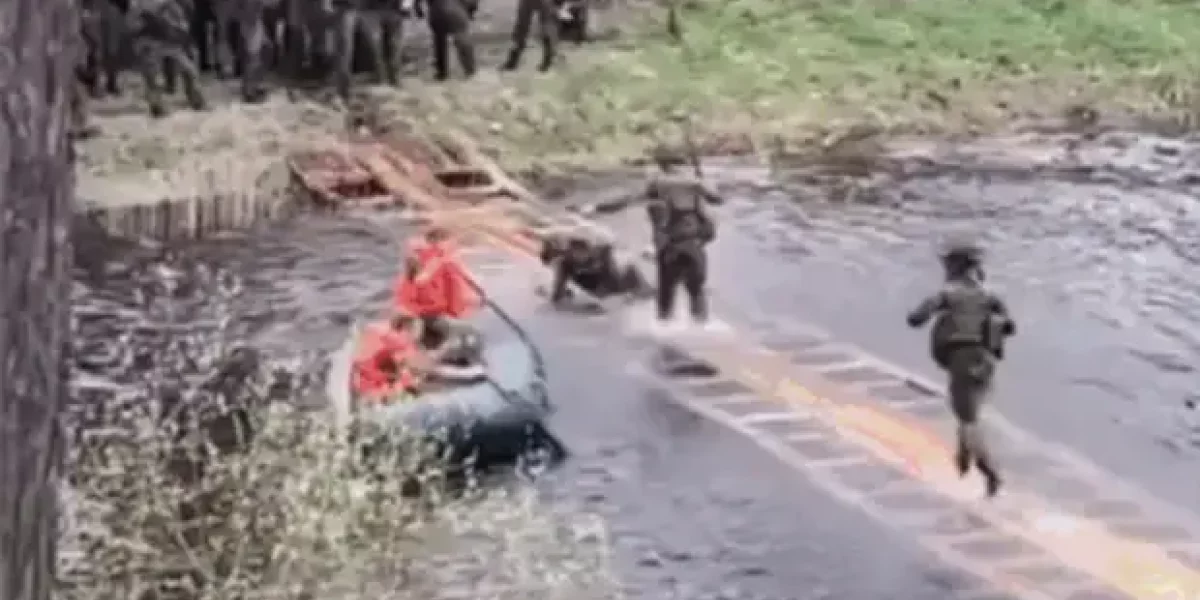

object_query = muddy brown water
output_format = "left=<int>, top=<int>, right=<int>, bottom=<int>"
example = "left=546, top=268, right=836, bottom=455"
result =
left=71, top=130, right=1200, bottom=598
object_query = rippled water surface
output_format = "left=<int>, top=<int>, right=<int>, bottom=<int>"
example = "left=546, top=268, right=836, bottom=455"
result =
left=707, top=132, right=1200, bottom=510
left=71, top=130, right=1200, bottom=598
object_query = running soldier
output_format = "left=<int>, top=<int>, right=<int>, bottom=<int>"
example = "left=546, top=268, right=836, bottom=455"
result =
left=906, top=242, right=1016, bottom=497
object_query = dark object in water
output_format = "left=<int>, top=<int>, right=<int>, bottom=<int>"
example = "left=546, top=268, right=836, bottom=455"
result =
left=332, top=287, right=564, bottom=490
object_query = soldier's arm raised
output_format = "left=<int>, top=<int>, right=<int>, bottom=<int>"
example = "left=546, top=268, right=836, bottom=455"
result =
left=906, top=290, right=946, bottom=328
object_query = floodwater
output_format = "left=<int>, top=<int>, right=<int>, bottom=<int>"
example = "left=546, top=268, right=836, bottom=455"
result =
left=69, top=130, right=1200, bottom=599
left=712, top=131, right=1200, bottom=511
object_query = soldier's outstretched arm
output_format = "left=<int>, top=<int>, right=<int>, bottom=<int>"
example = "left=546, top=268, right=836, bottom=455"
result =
left=906, top=291, right=946, bottom=328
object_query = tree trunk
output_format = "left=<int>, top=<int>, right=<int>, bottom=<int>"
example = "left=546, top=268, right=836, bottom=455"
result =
left=0, top=0, right=80, bottom=597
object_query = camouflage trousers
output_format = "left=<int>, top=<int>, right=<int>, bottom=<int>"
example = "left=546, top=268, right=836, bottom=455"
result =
left=943, top=343, right=1001, bottom=490
left=133, top=37, right=207, bottom=116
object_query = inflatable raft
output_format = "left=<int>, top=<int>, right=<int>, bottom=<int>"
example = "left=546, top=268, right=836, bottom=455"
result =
left=326, top=287, right=565, bottom=482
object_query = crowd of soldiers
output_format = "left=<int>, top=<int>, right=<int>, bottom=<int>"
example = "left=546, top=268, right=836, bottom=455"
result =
left=74, top=0, right=590, bottom=120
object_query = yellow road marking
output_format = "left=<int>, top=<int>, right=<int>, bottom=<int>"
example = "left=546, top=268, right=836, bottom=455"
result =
left=731, top=360, right=1200, bottom=600
left=452, top=217, right=1200, bottom=600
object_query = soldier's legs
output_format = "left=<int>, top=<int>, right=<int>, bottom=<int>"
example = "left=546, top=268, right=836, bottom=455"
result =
left=452, top=33, right=476, bottom=77
left=947, top=346, right=1001, bottom=496
left=655, top=253, right=682, bottom=321
left=535, top=0, right=558, bottom=71
left=357, top=16, right=385, bottom=84
left=430, top=26, right=451, bottom=81
left=98, top=6, right=125, bottom=95
left=334, top=12, right=358, bottom=100
left=164, top=47, right=208, bottom=110
left=238, top=16, right=269, bottom=101
left=135, top=42, right=169, bottom=117
left=681, top=250, right=708, bottom=322
left=501, top=0, right=534, bottom=70
left=162, top=57, right=178, bottom=93
left=379, top=15, right=403, bottom=86
left=428, top=0, right=473, bottom=80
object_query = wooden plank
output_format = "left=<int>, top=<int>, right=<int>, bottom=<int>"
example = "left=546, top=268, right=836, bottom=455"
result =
left=353, top=144, right=445, bottom=211
left=436, top=130, right=539, bottom=204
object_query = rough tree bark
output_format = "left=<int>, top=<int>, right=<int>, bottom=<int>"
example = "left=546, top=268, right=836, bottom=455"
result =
left=1, top=0, right=80, bottom=597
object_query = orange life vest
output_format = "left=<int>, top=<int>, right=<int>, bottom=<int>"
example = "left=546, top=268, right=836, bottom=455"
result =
left=393, top=239, right=479, bottom=319
left=352, top=322, right=418, bottom=397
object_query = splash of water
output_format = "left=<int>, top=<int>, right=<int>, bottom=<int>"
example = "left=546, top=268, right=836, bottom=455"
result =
left=620, top=300, right=734, bottom=339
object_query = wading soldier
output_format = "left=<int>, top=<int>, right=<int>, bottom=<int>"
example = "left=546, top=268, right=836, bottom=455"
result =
left=644, top=149, right=723, bottom=325
left=906, top=242, right=1015, bottom=497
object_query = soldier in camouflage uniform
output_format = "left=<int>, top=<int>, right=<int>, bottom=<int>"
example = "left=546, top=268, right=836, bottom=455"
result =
left=80, top=0, right=128, bottom=98
left=645, top=150, right=723, bottom=324
left=332, top=0, right=408, bottom=100
left=906, top=242, right=1016, bottom=498
left=208, top=0, right=273, bottom=102
left=425, top=0, right=476, bottom=81
left=128, top=0, right=207, bottom=116
left=281, top=0, right=338, bottom=85
left=500, top=0, right=558, bottom=72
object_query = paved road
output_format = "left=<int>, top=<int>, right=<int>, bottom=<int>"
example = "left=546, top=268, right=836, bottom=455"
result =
left=470, top=253, right=1005, bottom=600
left=456, top=168, right=1200, bottom=599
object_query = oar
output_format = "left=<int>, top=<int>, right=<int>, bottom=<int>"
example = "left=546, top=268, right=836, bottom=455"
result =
left=461, top=272, right=551, bottom=413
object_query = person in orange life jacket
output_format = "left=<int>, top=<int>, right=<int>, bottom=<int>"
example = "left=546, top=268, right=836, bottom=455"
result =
left=352, top=312, right=423, bottom=399
left=393, top=229, right=478, bottom=346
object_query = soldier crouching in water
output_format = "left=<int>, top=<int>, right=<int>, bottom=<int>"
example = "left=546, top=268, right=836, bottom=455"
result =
left=645, top=150, right=724, bottom=325
left=540, top=231, right=652, bottom=307
left=906, top=243, right=1016, bottom=497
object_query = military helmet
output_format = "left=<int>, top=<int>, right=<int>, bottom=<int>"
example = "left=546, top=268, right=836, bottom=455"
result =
left=939, top=239, right=984, bottom=266
left=650, top=144, right=687, bottom=171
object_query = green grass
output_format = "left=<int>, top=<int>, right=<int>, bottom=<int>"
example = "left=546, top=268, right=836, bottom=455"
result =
left=371, top=0, right=1200, bottom=170
left=105, top=0, right=1200, bottom=177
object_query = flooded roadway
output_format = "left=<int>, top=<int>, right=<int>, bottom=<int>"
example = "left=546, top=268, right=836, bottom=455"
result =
left=708, top=131, right=1200, bottom=513
left=71, top=130, right=1200, bottom=598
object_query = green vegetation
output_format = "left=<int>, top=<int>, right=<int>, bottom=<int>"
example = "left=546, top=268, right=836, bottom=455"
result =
left=390, top=0, right=1200, bottom=170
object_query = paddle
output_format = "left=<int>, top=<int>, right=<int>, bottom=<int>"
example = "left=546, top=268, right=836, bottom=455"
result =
left=460, top=273, right=551, bottom=413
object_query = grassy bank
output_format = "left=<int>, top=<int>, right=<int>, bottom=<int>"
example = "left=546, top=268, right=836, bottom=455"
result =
left=79, top=0, right=1200, bottom=199
left=385, top=0, right=1200, bottom=170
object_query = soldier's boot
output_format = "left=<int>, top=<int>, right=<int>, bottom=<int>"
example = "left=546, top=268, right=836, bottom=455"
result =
left=537, top=34, right=555, bottom=71
left=500, top=42, right=523, bottom=70
left=186, top=87, right=208, bottom=110
left=978, top=458, right=1002, bottom=498
left=149, top=100, right=169, bottom=118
